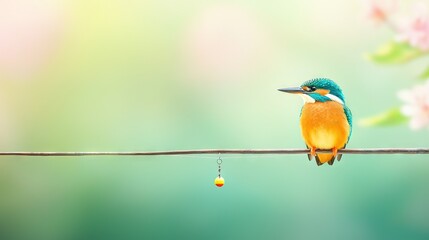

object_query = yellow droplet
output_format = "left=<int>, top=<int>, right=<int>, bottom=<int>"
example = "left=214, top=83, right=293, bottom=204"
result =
left=214, top=176, right=224, bottom=187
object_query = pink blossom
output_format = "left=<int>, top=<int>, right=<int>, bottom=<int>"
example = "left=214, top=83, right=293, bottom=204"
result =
left=363, top=0, right=396, bottom=24
left=396, top=2, right=429, bottom=50
left=397, top=80, right=429, bottom=130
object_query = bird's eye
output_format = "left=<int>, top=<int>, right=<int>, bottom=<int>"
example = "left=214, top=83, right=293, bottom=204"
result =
left=304, top=86, right=316, bottom=92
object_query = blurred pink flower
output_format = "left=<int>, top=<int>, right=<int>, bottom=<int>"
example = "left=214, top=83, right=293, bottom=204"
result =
left=398, top=80, right=429, bottom=130
left=396, top=2, right=429, bottom=50
left=363, top=0, right=396, bottom=24
left=0, top=0, right=66, bottom=79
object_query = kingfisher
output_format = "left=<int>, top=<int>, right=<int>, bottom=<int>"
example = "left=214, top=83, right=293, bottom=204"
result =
left=278, top=78, right=352, bottom=166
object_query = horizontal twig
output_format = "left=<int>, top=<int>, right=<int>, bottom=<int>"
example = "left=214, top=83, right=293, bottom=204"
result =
left=0, top=148, right=428, bottom=156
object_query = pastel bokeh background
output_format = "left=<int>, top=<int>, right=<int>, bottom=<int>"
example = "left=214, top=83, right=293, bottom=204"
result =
left=0, top=0, right=428, bottom=239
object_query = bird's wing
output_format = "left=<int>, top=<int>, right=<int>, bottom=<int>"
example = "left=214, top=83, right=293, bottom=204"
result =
left=343, top=105, right=353, bottom=142
left=336, top=105, right=352, bottom=163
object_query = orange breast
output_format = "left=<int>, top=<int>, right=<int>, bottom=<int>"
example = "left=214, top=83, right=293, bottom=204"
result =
left=300, top=101, right=350, bottom=150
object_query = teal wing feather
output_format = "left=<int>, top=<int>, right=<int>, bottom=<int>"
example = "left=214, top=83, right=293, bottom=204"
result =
left=343, top=105, right=352, bottom=142
left=335, top=105, right=352, bottom=163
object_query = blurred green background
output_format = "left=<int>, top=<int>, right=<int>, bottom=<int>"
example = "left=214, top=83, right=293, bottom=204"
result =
left=0, top=0, right=428, bottom=239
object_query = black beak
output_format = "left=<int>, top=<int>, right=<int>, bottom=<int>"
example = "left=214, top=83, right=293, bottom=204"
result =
left=278, top=87, right=305, bottom=94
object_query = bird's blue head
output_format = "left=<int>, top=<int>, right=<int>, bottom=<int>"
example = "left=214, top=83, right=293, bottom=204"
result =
left=278, top=78, right=345, bottom=104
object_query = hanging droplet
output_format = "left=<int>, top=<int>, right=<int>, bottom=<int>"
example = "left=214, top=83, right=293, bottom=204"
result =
left=214, top=176, right=224, bottom=187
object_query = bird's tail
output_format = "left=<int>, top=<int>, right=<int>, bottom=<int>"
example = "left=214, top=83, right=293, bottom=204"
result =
left=315, top=153, right=336, bottom=166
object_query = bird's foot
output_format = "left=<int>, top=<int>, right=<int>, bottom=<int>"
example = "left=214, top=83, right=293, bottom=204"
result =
left=310, top=147, right=317, bottom=157
left=332, top=147, right=338, bottom=157
left=327, top=147, right=339, bottom=165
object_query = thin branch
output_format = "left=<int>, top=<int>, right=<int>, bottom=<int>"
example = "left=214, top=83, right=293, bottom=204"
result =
left=0, top=148, right=428, bottom=156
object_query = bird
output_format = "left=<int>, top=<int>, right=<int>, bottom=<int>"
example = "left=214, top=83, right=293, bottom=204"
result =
left=278, top=78, right=352, bottom=166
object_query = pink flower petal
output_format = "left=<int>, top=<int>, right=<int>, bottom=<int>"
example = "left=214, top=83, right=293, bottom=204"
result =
left=363, top=0, right=397, bottom=23
left=395, top=2, right=429, bottom=50
left=401, top=105, right=418, bottom=116
left=398, top=80, right=429, bottom=130
left=409, top=117, right=427, bottom=130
